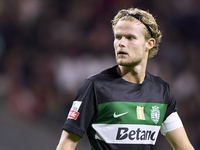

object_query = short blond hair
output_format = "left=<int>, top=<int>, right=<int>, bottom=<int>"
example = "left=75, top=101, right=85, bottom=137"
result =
left=112, top=8, right=162, bottom=58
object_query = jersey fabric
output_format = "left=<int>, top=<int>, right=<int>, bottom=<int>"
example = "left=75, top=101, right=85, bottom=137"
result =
left=63, top=65, right=177, bottom=150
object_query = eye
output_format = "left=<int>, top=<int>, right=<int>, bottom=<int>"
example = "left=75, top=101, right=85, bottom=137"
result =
left=126, top=35, right=134, bottom=40
left=127, top=36, right=132, bottom=40
left=115, top=35, right=122, bottom=40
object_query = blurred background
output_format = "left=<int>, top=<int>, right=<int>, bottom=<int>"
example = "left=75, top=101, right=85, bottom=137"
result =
left=0, top=0, right=199, bottom=149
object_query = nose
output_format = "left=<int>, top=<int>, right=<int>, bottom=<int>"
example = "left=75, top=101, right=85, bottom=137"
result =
left=119, top=37, right=126, bottom=47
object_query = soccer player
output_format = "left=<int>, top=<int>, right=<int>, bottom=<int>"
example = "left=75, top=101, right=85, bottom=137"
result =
left=56, top=8, right=194, bottom=150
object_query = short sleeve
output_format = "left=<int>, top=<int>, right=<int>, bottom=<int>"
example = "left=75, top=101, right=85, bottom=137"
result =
left=63, top=79, right=98, bottom=138
left=163, top=84, right=178, bottom=121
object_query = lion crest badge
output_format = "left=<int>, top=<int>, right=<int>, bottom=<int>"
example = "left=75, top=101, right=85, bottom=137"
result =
left=151, top=106, right=160, bottom=124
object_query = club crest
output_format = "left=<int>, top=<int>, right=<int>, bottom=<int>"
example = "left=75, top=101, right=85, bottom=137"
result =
left=151, top=106, right=160, bottom=124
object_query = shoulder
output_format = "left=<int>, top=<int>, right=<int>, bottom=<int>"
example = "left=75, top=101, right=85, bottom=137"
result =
left=146, top=72, right=170, bottom=91
left=85, top=65, right=119, bottom=86
left=77, top=66, right=119, bottom=93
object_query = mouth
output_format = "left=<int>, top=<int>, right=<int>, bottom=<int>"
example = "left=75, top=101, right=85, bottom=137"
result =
left=117, top=51, right=128, bottom=56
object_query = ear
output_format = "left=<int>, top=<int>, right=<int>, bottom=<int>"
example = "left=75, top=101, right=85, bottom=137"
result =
left=146, top=38, right=156, bottom=51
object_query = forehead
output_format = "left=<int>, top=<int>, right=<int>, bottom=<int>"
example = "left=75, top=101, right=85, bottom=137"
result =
left=114, top=19, right=145, bottom=35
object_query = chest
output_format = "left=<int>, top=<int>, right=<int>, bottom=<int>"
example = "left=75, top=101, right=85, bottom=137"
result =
left=94, top=101, right=167, bottom=126
left=94, top=83, right=167, bottom=126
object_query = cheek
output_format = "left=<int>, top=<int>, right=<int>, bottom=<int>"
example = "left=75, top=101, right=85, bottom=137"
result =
left=113, top=40, right=118, bottom=50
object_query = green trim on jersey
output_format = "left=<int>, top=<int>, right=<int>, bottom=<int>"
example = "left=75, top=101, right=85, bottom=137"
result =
left=94, top=102, right=167, bottom=126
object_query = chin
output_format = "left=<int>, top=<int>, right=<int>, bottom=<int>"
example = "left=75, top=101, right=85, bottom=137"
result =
left=117, top=61, right=133, bottom=67
left=117, top=59, right=138, bottom=67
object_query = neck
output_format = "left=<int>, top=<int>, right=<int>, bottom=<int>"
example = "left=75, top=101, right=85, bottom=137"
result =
left=117, top=64, right=147, bottom=84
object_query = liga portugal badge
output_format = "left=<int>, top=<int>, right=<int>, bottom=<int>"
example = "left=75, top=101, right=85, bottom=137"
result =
left=151, top=106, right=160, bottom=124
left=67, top=101, right=82, bottom=120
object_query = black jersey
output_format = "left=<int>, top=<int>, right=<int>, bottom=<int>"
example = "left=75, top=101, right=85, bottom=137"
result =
left=63, top=65, right=177, bottom=150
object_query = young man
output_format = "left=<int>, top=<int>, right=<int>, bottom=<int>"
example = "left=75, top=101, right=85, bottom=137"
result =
left=56, top=8, right=194, bottom=150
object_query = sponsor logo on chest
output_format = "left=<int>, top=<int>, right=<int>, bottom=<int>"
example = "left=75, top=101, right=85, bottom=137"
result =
left=116, top=127, right=156, bottom=141
left=92, top=124, right=160, bottom=145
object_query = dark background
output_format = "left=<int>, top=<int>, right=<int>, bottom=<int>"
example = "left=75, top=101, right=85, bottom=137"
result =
left=0, top=0, right=199, bottom=149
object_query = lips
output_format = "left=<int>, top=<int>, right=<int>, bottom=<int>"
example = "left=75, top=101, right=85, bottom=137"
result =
left=117, top=50, right=128, bottom=55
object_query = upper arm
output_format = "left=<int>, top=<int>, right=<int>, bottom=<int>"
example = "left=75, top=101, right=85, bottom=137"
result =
left=160, top=112, right=194, bottom=150
left=56, top=130, right=81, bottom=150
left=165, top=127, right=194, bottom=150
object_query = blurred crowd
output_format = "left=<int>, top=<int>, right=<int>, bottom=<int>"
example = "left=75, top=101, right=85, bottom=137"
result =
left=0, top=0, right=200, bottom=149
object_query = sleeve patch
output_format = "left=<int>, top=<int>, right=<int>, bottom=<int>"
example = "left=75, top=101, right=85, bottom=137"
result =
left=67, top=101, right=82, bottom=120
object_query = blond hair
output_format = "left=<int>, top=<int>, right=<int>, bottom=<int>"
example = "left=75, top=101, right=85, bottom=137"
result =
left=112, top=8, right=162, bottom=58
